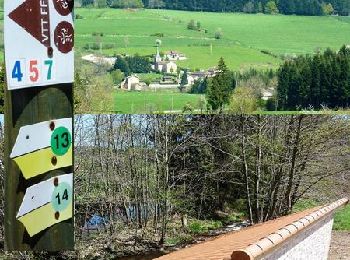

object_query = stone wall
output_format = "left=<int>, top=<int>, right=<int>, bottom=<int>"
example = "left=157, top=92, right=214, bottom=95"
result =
left=261, top=214, right=334, bottom=260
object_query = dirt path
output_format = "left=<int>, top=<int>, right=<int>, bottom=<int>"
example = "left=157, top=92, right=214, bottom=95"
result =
left=329, top=231, right=350, bottom=260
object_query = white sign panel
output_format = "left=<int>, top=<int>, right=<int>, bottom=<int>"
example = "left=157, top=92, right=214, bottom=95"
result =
left=17, top=173, right=73, bottom=218
left=4, top=0, right=74, bottom=90
left=10, top=118, right=72, bottom=158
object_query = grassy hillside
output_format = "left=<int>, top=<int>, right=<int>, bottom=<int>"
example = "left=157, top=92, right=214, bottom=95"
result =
left=75, top=8, right=350, bottom=70
left=114, top=89, right=204, bottom=114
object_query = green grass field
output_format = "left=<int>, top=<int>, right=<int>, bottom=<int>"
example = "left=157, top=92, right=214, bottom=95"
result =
left=75, top=8, right=350, bottom=113
left=2, top=8, right=349, bottom=112
left=294, top=199, right=350, bottom=231
left=114, top=89, right=205, bottom=114
left=334, top=205, right=350, bottom=231
left=75, top=8, right=350, bottom=71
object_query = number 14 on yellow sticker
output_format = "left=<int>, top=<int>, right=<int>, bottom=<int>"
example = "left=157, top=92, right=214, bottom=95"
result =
left=9, top=59, right=54, bottom=88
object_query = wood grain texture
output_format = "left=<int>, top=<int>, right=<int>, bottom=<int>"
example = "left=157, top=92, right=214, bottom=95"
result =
left=4, top=84, right=74, bottom=251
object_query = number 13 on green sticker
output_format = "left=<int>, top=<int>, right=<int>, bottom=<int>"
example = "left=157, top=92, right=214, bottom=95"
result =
left=51, top=127, right=72, bottom=156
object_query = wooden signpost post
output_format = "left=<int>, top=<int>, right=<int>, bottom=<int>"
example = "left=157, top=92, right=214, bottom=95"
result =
left=4, top=0, right=74, bottom=250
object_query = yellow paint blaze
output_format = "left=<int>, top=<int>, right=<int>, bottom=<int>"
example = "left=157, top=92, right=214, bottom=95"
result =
left=13, top=147, right=72, bottom=179
left=18, top=202, right=72, bottom=237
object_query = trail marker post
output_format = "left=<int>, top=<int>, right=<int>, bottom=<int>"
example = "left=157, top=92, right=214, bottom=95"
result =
left=4, top=0, right=74, bottom=250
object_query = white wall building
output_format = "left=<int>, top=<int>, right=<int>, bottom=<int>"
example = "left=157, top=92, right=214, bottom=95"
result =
left=121, top=75, right=145, bottom=91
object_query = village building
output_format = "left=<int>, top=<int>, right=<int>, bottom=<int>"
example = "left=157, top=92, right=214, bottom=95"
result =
left=165, top=51, right=187, bottom=61
left=261, top=89, right=274, bottom=101
left=120, top=75, right=146, bottom=91
left=154, top=61, right=178, bottom=74
left=152, top=46, right=178, bottom=74
left=186, top=68, right=219, bottom=85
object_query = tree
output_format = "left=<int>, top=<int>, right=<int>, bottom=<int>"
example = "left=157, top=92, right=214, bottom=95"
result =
left=126, top=55, right=152, bottom=73
left=190, top=78, right=209, bottom=94
left=322, top=3, right=334, bottom=15
left=110, top=69, right=124, bottom=85
left=265, top=1, right=279, bottom=14
left=276, top=46, right=350, bottom=110
left=114, top=56, right=131, bottom=76
left=243, top=1, right=255, bottom=13
left=178, top=70, right=188, bottom=93
left=110, top=0, right=144, bottom=8
left=148, top=0, right=165, bottom=9
left=97, top=0, right=108, bottom=8
left=206, top=58, right=236, bottom=111
left=215, top=28, right=223, bottom=40
left=187, top=20, right=196, bottom=30
left=229, top=87, right=258, bottom=113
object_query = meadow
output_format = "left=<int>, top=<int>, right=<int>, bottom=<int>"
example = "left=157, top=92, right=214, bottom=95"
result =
left=73, top=8, right=350, bottom=113
left=1, top=8, right=350, bottom=113
left=114, top=89, right=205, bottom=114
left=75, top=8, right=350, bottom=71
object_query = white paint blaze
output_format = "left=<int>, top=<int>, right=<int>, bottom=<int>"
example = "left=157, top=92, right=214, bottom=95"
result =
left=10, top=118, right=72, bottom=158
left=16, top=173, right=72, bottom=218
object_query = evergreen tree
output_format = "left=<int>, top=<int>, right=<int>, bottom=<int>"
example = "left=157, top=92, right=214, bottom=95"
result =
left=206, top=58, right=236, bottom=112
left=276, top=46, right=350, bottom=110
left=114, top=56, right=131, bottom=76
left=179, top=70, right=188, bottom=93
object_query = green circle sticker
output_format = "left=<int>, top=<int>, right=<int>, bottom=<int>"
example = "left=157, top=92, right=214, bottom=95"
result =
left=51, top=182, right=72, bottom=212
left=51, top=127, right=72, bottom=156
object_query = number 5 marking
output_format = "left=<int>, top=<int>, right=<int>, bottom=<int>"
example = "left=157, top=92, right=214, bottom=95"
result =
left=44, top=60, right=53, bottom=80
left=29, top=60, right=39, bottom=82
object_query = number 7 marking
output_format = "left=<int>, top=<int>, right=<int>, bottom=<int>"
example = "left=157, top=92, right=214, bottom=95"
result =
left=44, top=60, right=53, bottom=80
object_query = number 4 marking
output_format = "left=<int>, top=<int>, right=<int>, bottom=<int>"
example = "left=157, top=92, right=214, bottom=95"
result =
left=55, top=189, right=69, bottom=205
left=12, top=61, right=23, bottom=82
left=44, top=60, right=53, bottom=80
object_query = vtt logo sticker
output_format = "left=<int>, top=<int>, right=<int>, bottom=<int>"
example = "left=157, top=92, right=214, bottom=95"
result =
left=4, top=0, right=75, bottom=90
left=54, top=0, right=74, bottom=16
left=54, top=21, right=74, bottom=54
left=9, top=0, right=74, bottom=54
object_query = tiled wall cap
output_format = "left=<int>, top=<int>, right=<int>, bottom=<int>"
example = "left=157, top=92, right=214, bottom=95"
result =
left=304, top=215, right=315, bottom=222
left=245, top=244, right=264, bottom=257
left=231, top=198, right=348, bottom=260
left=255, top=238, right=275, bottom=252
left=275, top=228, right=293, bottom=239
left=309, top=212, right=319, bottom=220
left=299, top=218, right=311, bottom=226
left=284, top=224, right=299, bottom=234
left=267, top=233, right=284, bottom=244
left=291, top=221, right=304, bottom=230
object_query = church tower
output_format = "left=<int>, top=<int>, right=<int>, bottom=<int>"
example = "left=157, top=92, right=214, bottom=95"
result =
left=155, top=45, right=162, bottom=63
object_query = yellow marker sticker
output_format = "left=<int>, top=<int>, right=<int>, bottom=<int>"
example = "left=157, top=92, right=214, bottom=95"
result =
left=18, top=202, right=72, bottom=237
left=13, top=146, right=72, bottom=179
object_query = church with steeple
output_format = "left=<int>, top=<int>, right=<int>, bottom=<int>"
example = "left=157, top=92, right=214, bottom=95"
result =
left=152, top=45, right=178, bottom=74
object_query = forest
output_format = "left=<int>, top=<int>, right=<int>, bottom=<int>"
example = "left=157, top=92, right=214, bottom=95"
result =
left=71, top=114, right=349, bottom=258
left=276, top=45, right=350, bottom=110
left=0, top=115, right=349, bottom=258
left=79, top=0, right=350, bottom=16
